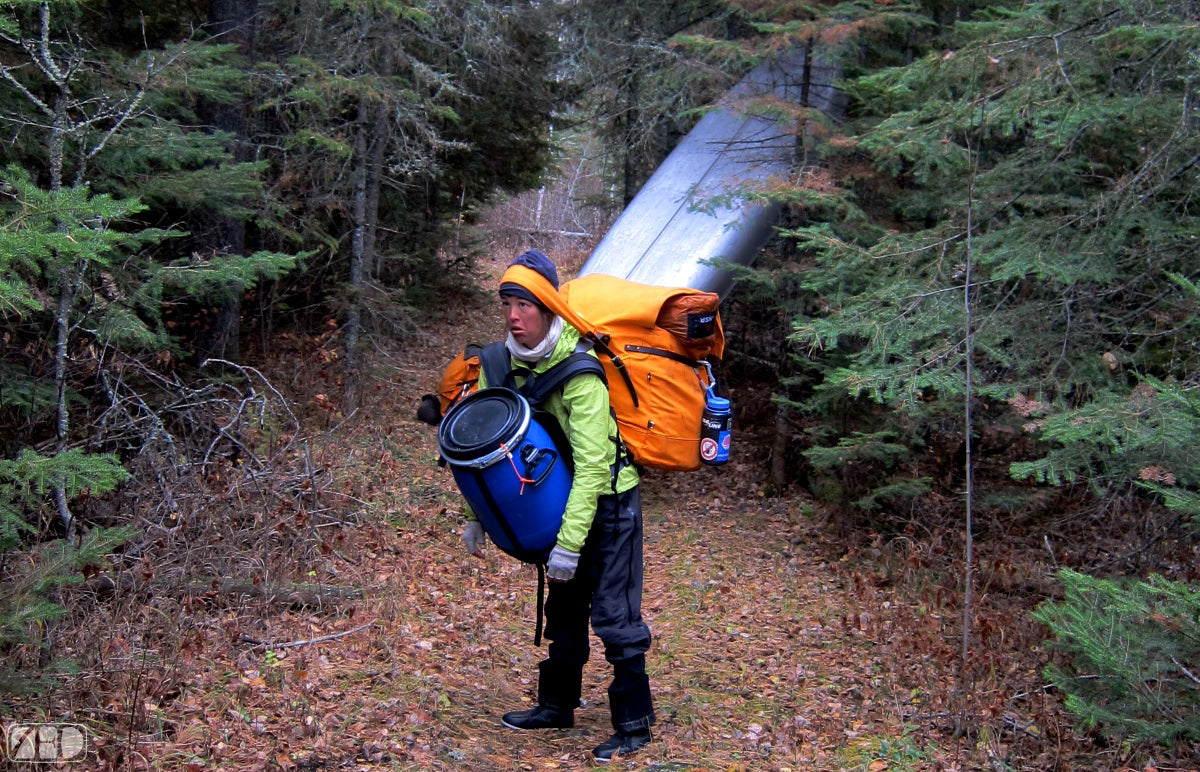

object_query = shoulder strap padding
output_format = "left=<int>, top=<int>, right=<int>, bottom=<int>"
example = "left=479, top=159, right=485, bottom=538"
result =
left=478, top=342, right=606, bottom=406
left=478, top=342, right=511, bottom=390
left=522, top=353, right=606, bottom=405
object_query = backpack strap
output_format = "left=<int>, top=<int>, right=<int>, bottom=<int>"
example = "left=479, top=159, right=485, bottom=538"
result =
left=520, top=352, right=606, bottom=405
left=478, top=341, right=512, bottom=390
left=479, top=342, right=608, bottom=404
left=623, top=343, right=703, bottom=368
left=587, top=333, right=640, bottom=408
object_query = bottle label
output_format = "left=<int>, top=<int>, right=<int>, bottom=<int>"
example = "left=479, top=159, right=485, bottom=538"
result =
left=700, top=407, right=731, bottom=465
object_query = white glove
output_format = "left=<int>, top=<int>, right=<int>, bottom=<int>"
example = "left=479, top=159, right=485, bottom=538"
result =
left=462, top=521, right=487, bottom=557
left=546, top=545, right=580, bottom=582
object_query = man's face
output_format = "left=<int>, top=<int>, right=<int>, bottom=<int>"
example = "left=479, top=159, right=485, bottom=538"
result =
left=501, top=294, right=552, bottom=347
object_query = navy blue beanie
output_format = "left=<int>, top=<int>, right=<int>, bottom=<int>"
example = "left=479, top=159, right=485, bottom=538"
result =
left=499, top=248, right=559, bottom=307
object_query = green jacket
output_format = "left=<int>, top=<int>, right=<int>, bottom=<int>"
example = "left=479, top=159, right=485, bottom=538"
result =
left=469, top=325, right=639, bottom=553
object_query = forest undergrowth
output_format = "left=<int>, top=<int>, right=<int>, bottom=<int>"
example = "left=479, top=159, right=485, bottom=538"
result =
left=5, top=249, right=1199, bottom=771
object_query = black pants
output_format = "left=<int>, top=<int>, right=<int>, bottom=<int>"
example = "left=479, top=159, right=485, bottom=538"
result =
left=539, top=484, right=655, bottom=732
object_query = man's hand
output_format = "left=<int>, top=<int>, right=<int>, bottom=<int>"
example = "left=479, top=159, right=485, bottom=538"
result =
left=546, top=545, right=580, bottom=581
left=461, top=521, right=487, bottom=558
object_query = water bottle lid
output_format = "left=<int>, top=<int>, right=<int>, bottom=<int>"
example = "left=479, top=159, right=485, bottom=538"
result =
left=706, top=393, right=730, bottom=411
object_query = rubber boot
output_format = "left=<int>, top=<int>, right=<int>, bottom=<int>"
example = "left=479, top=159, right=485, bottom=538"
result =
left=501, top=659, right=583, bottom=730
left=592, top=670, right=655, bottom=763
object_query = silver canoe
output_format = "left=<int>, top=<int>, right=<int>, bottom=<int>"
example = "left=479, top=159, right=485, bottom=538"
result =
left=579, top=47, right=845, bottom=298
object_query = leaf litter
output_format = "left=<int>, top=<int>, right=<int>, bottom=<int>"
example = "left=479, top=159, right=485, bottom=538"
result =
left=12, top=249, right=1198, bottom=771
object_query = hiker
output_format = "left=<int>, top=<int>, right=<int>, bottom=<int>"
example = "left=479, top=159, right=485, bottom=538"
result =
left=459, top=248, right=655, bottom=763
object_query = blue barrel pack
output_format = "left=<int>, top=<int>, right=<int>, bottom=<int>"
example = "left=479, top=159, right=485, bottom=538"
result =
left=437, top=387, right=571, bottom=563
left=699, top=387, right=732, bottom=465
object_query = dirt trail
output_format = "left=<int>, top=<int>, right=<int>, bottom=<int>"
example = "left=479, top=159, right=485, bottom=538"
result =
left=209, top=248, right=939, bottom=770
left=33, top=250, right=1076, bottom=771
left=223, top=444, right=904, bottom=771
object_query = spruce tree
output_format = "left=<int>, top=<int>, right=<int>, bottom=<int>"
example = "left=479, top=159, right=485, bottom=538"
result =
left=0, top=0, right=296, bottom=681
left=248, top=0, right=561, bottom=409
left=746, top=0, right=1200, bottom=522
left=554, top=0, right=751, bottom=209
left=737, top=0, right=1200, bottom=746
left=1033, top=569, right=1200, bottom=743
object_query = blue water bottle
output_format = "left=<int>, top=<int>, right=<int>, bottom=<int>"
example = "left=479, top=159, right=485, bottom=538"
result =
left=700, top=387, right=731, bottom=465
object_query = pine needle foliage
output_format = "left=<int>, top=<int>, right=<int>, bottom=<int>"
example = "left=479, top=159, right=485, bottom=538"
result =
left=1010, top=377, right=1200, bottom=498
left=0, top=524, right=132, bottom=692
left=0, top=449, right=129, bottom=551
left=0, top=154, right=271, bottom=688
left=0, top=447, right=130, bottom=689
left=764, top=0, right=1200, bottom=524
left=1033, top=568, right=1200, bottom=744
left=803, top=429, right=932, bottom=511
left=0, top=164, right=169, bottom=353
left=750, top=0, right=1200, bottom=746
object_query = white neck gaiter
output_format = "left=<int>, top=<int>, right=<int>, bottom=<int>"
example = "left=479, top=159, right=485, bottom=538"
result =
left=506, top=315, right=563, bottom=365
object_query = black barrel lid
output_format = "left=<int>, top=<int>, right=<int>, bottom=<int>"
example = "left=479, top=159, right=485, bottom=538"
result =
left=437, top=387, right=528, bottom=463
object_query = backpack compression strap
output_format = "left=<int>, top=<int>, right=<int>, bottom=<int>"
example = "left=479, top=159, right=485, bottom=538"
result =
left=624, top=343, right=704, bottom=368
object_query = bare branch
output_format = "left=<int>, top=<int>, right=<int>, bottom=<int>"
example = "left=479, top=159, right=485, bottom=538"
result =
left=35, top=1, right=67, bottom=85
left=0, top=62, right=54, bottom=117
left=241, top=620, right=376, bottom=650
left=1173, top=656, right=1200, bottom=688
left=201, top=358, right=302, bottom=447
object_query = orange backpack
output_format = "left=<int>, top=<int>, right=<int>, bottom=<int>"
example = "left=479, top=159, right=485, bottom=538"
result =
left=433, top=342, right=483, bottom=416
left=559, top=273, right=724, bottom=472
left=420, top=273, right=726, bottom=472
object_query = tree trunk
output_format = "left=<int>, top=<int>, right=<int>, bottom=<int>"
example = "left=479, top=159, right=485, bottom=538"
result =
left=342, top=99, right=370, bottom=415
left=621, top=63, right=642, bottom=207
left=771, top=403, right=789, bottom=494
left=363, top=109, right=387, bottom=281
left=197, top=0, right=258, bottom=363
left=619, top=7, right=645, bottom=206
left=343, top=4, right=391, bottom=414
left=49, top=80, right=76, bottom=535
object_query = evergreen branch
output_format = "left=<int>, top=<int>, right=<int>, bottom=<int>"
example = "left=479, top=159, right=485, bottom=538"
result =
left=986, top=8, right=1123, bottom=58
left=79, top=38, right=197, bottom=172
left=1052, top=33, right=1077, bottom=100
left=904, top=278, right=1003, bottom=301
left=78, top=90, right=148, bottom=170
left=1138, top=151, right=1200, bottom=206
